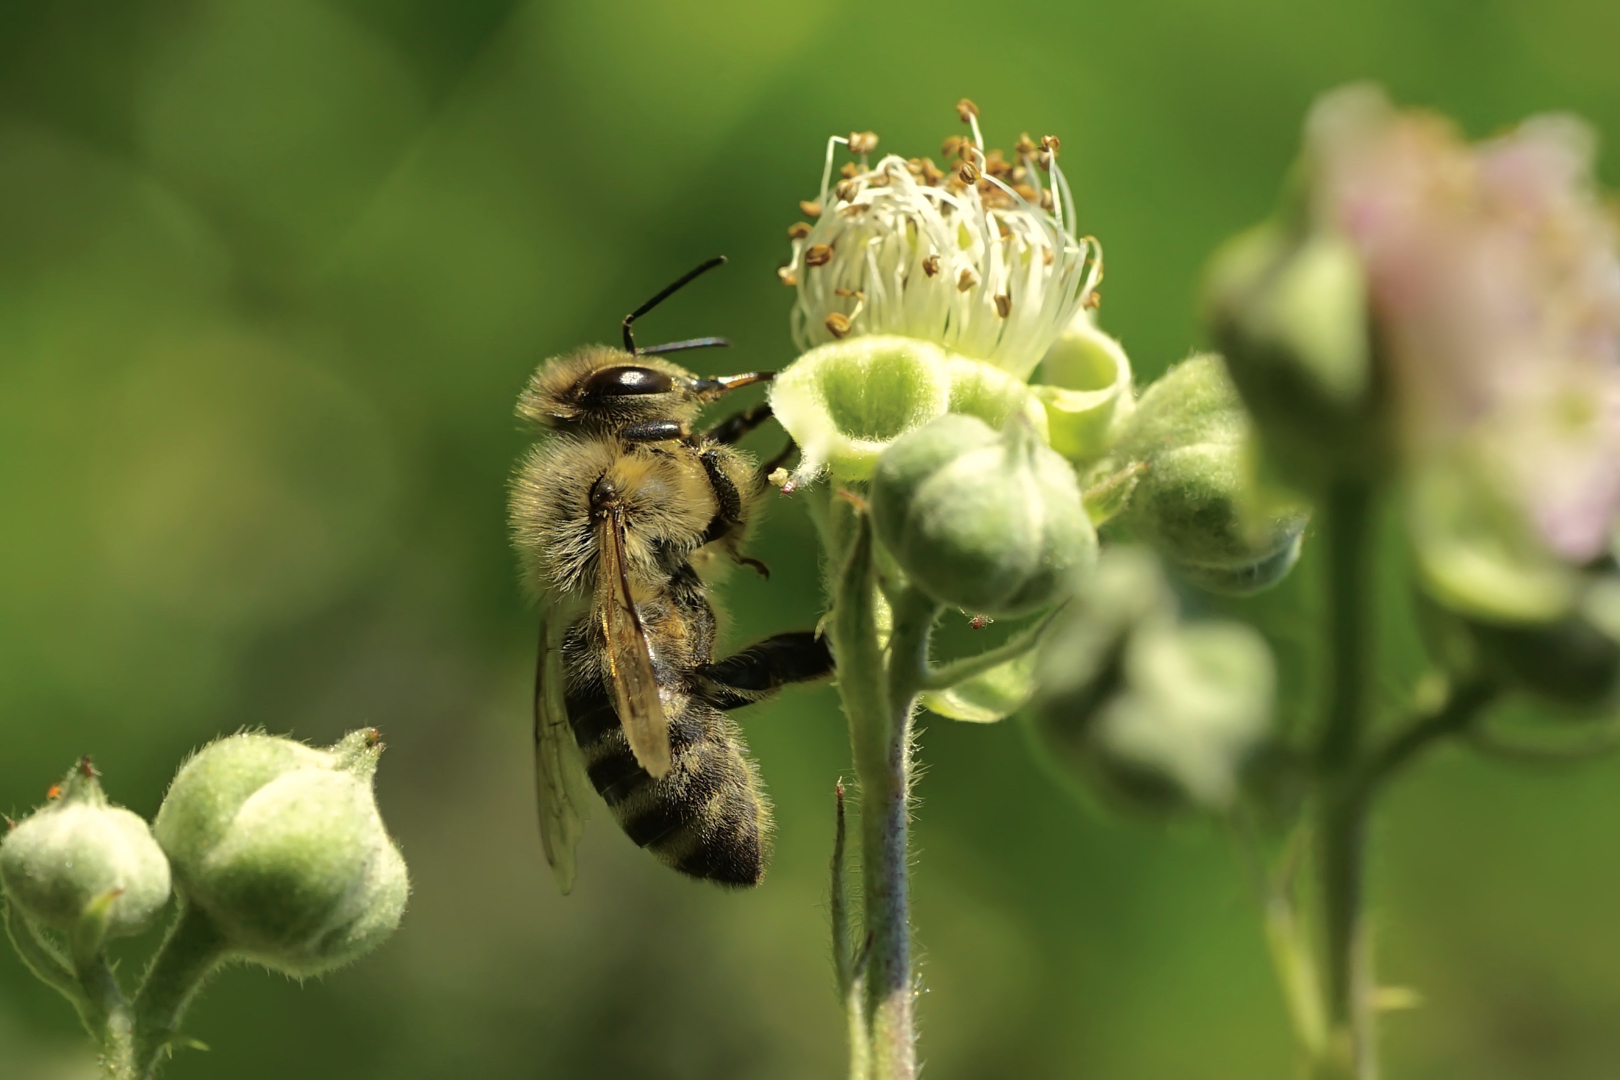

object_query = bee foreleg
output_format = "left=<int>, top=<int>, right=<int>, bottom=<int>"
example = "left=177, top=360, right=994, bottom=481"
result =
left=703, top=403, right=774, bottom=446
left=695, top=631, right=835, bottom=710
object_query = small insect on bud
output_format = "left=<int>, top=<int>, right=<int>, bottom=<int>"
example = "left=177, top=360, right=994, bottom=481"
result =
left=849, top=130, right=879, bottom=155
left=153, top=730, right=408, bottom=977
left=871, top=413, right=1096, bottom=617
left=922, top=254, right=942, bottom=277
left=957, top=160, right=980, bottom=185
left=957, top=267, right=979, bottom=292
left=826, top=313, right=853, bottom=339
left=800, top=200, right=823, bottom=218
left=957, top=98, right=979, bottom=123
left=805, top=244, right=834, bottom=268
left=995, top=294, right=1013, bottom=318
left=0, top=759, right=171, bottom=941
left=788, top=222, right=813, bottom=240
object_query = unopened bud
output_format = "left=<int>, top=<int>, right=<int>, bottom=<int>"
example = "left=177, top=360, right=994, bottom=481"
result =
left=1103, top=355, right=1308, bottom=595
left=0, top=761, right=170, bottom=940
left=153, top=730, right=408, bottom=977
left=1202, top=218, right=1378, bottom=484
left=871, top=414, right=1096, bottom=617
left=1031, top=548, right=1276, bottom=810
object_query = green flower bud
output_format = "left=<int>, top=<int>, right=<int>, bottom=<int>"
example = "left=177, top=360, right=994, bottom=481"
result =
left=871, top=413, right=1096, bottom=617
left=769, top=336, right=1046, bottom=483
left=1, top=760, right=171, bottom=940
left=1031, top=548, right=1276, bottom=811
left=154, top=730, right=407, bottom=977
left=1033, top=312, right=1135, bottom=466
left=1202, top=219, right=1378, bottom=483
left=1424, top=573, right=1620, bottom=712
left=1101, top=355, right=1309, bottom=595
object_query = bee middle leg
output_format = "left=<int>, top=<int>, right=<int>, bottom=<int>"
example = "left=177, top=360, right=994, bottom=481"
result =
left=695, top=631, right=835, bottom=710
left=704, top=403, right=773, bottom=445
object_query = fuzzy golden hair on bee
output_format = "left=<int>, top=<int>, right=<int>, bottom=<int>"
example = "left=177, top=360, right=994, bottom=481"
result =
left=510, top=435, right=720, bottom=598
left=517, top=347, right=702, bottom=432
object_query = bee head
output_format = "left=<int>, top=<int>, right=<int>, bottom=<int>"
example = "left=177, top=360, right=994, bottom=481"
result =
left=518, top=347, right=769, bottom=437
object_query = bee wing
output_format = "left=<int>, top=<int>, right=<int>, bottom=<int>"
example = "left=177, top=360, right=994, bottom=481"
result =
left=534, top=608, right=591, bottom=895
left=596, top=508, right=673, bottom=779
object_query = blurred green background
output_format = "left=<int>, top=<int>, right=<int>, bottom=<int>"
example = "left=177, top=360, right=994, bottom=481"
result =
left=4, top=1, right=1620, bottom=1077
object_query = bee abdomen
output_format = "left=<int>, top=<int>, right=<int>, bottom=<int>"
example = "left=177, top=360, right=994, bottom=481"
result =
left=566, top=685, right=769, bottom=887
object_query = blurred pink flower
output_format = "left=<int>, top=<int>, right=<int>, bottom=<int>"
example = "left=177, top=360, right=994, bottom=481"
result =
left=1308, top=86, right=1620, bottom=562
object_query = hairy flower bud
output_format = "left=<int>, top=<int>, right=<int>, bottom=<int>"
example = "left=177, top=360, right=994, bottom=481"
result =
left=769, top=336, right=1046, bottom=483
left=1031, top=548, right=1276, bottom=810
left=153, top=730, right=407, bottom=977
left=1099, top=355, right=1308, bottom=595
left=1, top=761, right=170, bottom=940
left=1033, top=311, right=1135, bottom=466
left=871, top=413, right=1095, bottom=617
left=1202, top=221, right=1377, bottom=483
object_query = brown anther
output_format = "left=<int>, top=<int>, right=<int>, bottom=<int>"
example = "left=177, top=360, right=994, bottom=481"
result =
left=777, top=265, right=799, bottom=286
left=906, top=157, right=924, bottom=175
left=984, top=149, right=1013, bottom=178
left=1037, top=150, right=1054, bottom=172
left=1042, top=247, right=1055, bottom=265
left=839, top=162, right=860, bottom=179
left=1014, top=184, right=1037, bottom=203
left=956, top=98, right=979, bottom=123
left=957, top=267, right=979, bottom=292
left=849, top=130, right=879, bottom=155
left=1040, top=134, right=1061, bottom=153
left=1011, top=165, right=1028, bottom=184
left=834, top=288, right=865, bottom=300
left=788, top=222, right=812, bottom=240
left=1015, top=132, right=1038, bottom=156
left=941, top=135, right=965, bottom=160
left=1040, top=189, right=1054, bottom=210
left=994, top=293, right=1012, bottom=317
left=1084, top=291, right=1102, bottom=309
left=920, top=158, right=945, bottom=186
left=805, top=244, right=833, bottom=267
left=799, top=200, right=823, bottom=218
left=922, top=254, right=941, bottom=277
left=834, top=178, right=860, bottom=203
left=825, top=312, right=853, bottom=339
left=995, top=218, right=1012, bottom=239
left=957, top=161, right=979, bottom=184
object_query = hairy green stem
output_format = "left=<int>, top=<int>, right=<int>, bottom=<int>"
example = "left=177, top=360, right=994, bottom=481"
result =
left=1314, top=478, right=1375, bottom=1080
left=917, top=608, right=1053, bottom=692
left=131, top=903, right=229, bottom=1078
left=829, top=501, right=923, bottom=1080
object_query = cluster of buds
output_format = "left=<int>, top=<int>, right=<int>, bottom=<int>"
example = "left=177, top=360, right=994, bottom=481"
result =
left=2, top=731, right=408, bottom=1076
left=1206, top=84, right=1620, bottom=711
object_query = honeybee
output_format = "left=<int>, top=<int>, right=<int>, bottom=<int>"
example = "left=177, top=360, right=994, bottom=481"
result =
left=510, top=258, right=834, bottom=892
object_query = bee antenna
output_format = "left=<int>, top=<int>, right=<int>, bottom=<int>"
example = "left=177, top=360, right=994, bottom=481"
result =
left=623, top=256, right=727, bottom=354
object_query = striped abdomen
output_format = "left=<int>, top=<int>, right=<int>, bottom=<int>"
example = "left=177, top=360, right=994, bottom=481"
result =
left=564, top=677, right=770, bottom=887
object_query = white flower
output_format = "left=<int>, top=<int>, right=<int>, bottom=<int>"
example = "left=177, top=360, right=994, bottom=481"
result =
left=1309, top=86, right=1620, bottom=563
left=784, top=110, right=1102, bottom=379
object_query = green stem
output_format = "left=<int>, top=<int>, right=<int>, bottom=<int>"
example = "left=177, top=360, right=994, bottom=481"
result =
left=131, top=903, right=229, bottom=1079
left=1314, top=478, right=1375, bottom=1080
left=918, top=608, right=1055, bottom=693
left=829, top=503, right=924, bottom=1080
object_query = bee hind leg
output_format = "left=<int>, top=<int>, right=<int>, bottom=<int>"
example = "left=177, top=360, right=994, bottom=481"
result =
left=695, top=631, right=835, bottom=710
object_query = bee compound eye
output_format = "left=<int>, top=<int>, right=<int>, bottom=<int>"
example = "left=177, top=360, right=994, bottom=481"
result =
left=578, top=365, right=676, bottom=398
